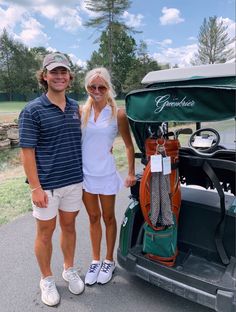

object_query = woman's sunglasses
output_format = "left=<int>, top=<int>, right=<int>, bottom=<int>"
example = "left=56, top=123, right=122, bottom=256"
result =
left=87, top=84, right=107, bottom=93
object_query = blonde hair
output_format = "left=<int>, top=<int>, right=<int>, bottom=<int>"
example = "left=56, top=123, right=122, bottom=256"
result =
left=82, top=67, right=117, bottom=127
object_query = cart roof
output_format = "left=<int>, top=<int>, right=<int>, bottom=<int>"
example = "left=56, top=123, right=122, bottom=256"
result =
left=126, top=63, right=236, bottom=123
left=141, top=63, right=235, bottom=85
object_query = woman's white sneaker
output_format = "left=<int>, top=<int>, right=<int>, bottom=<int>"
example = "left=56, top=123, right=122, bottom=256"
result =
left=62, top=267, right=85, bottom=295
left=97, top=260, right=115, bottom=285
left=85, top=261, right=102, bottom=285
left=40, top=276, right=60, bottom=306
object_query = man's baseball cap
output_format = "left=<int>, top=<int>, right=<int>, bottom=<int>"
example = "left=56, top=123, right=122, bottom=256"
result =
left=43, top=52, right=71, bottom=71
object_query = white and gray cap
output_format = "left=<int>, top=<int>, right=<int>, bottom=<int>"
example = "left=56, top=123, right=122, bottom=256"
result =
left=43, top=52, right=71, bottom=71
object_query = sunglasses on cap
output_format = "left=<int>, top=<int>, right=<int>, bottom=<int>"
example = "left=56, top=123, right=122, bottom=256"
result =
left=87, top=84, right=107, bottom=93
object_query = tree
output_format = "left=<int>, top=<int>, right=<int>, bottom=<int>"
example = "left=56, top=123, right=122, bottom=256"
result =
left=87, top=24, right=137, bottom=96
left=192, top=16, right=235, bottom=65
left=0, top=29, right=16, bottom=100
left=84, top=0, right=133, bottom=71
left=123, top=41, right=168, bottom=92
left=0, top=29, right=40, bottom=100
left=69, top=64, right=86, bottom=99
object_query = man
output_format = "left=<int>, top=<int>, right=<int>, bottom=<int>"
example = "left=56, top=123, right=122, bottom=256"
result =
left=19, top=52, right=84, bottom=306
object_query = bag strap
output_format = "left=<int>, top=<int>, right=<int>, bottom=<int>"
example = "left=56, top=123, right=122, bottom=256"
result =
left=202, top=161, right=230, bottom=265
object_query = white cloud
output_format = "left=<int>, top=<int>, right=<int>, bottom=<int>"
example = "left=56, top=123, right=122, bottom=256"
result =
left=145, top=38, right=173, bottom=47
left=35, top=5, right=83, bottom=32
left=219, top=17, right=236, bottom=39
left=46, top=46, right=57, bottom=52
left=79, top=0, right=98, bottom=17
left=55, top=8, right=83, bottom=32
left=0, top=5, right=26, bottom=32
left=68, top=53, right=87, bottom=68
left=2, top=0, right=79, bottom=6
left=152, top=43, right=197, bottom=67
left=160, top=7, right=184, bottom=25
left=188, top=36, right=197, bottom=41
left=15, top=17, right=50, bottom=47
left=161, top=39, right=172, bottom=46
left=36, top=5, right=59, bottom=19
left=123, top=11, right=144, bottom=28
left=1, top=2, right=84, bottom=33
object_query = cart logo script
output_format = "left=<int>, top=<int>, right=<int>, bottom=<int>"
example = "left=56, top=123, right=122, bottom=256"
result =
left=154, top=95, right=195, bottom=113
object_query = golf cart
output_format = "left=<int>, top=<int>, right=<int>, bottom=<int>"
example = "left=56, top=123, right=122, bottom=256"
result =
left=117, top=63, right=236, bottom=312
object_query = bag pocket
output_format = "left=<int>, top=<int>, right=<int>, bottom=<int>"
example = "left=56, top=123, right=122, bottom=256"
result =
left=143, top=216, right=177, bottom=258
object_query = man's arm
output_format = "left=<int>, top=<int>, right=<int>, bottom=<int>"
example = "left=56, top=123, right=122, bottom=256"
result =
left=21, top=148, right=48, bottom=208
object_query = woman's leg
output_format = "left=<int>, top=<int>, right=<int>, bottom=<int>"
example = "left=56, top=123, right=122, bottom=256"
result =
left=83, top=191, right=102, bottom=260
left=99, top=194, right=116, bottom=261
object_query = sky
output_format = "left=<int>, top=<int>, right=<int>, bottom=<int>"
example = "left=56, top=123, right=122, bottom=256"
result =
left=0, top=0, right=235, bottom=68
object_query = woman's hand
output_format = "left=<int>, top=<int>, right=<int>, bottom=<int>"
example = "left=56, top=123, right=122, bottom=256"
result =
left=124, top=173, right=137, bottom=188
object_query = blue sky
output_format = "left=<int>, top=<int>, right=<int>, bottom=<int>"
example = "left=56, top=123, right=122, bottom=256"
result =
left=0, top=0, right=235, bottom=68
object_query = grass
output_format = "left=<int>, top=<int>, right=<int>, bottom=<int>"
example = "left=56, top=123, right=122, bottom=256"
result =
left=0, top=176, right=31, bottom=225
left=0, top=101, right=27, bottom=112
left=0, top=100, right=125, bottom=123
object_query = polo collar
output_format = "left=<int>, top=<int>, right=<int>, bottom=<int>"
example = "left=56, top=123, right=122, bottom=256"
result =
left=41, top=93, right=72, bottom=107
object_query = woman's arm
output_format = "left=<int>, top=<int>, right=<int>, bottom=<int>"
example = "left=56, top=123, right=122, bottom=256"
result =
left=117, top=108, right=136, bottom=187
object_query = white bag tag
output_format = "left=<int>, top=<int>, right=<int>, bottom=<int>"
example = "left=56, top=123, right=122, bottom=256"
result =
left=150, top=142, right=164, bottom=173
left=151, top=154, right=162, bottom=172
left=163, top=156, right=171, bottom=175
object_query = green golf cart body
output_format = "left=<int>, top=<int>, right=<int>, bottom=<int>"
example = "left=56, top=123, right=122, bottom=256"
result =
left=117, top=63, right=236, bottom=312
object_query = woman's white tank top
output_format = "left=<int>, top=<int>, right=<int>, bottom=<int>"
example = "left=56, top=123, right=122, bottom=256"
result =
left=82, top=105, right=118, bottom=177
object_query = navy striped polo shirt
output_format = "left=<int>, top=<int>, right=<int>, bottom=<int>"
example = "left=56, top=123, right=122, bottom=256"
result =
left=19, top=93, right=83, bottom=190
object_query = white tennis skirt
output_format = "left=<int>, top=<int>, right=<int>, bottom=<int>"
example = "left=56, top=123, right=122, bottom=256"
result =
left=83, top=171, right=123, bottom=195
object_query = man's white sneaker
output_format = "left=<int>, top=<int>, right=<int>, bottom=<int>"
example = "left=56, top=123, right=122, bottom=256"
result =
left=97, top=260, right=115, bottom=285
left=40, top=276, right=60, bottom=306
left=62, top=267, right=85, bottom=295
left=85, top=261, right=102, bottom=286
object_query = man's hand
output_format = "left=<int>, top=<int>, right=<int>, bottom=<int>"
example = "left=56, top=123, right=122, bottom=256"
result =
left=32, top=188, right=49, bottom=208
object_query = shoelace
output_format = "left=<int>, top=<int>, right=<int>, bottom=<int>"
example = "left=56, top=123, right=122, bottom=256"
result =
left=88, top=263, right=101, bottom=273
left=44, top=280, right=57, bottom=293
left=67, top=269, right=80, bottom=281
left=100, top=263, right=112, bottom=273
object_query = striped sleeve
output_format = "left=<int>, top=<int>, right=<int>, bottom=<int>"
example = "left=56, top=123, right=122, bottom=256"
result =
left=18, top=108, right=40, bottom=148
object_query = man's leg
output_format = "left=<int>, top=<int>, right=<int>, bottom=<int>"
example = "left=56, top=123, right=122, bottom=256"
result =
left=35, top=217, right=56, bottom=278
left=59, top=210, right=84, bottom=294
left=33, top=194, right=60, bottom=306
left=59, top=210, right=79, bottom=269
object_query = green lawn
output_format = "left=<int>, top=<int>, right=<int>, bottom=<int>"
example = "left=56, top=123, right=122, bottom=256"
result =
left=0, top=101, right=26, bottom=112
left=0, top=99, right=125, bottom=113
left=0, top=177, right=32, bottom=225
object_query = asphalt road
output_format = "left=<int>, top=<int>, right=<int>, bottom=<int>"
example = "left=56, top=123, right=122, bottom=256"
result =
left=0, top=168, right=214, bottom=312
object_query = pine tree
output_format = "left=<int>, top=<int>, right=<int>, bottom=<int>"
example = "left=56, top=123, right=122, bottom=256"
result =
left=84, top=0, right=133, bottom=71
left=192, top=16, right=235, bottom=64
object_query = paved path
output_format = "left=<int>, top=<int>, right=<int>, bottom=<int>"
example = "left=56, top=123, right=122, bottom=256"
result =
left=0, top=168, right=213, bottom=312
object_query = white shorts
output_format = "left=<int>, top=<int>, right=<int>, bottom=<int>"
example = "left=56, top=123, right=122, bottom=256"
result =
left=32, top=183, right=83, bottom=221
left=83, top=172, right=123, bottom=195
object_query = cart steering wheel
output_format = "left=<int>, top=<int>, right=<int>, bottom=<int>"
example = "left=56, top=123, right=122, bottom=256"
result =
left=188, top=128, right=220, bottom=153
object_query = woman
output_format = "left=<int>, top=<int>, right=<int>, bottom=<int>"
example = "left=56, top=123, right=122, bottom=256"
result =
left=81, top=67, right=136, bottom=285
